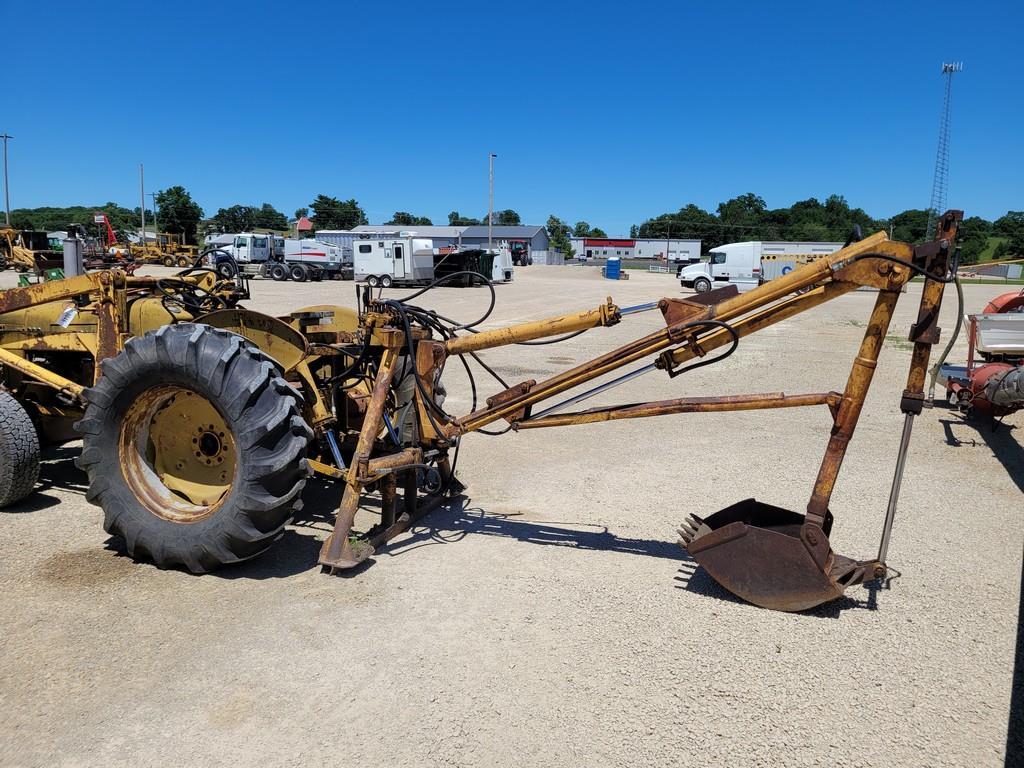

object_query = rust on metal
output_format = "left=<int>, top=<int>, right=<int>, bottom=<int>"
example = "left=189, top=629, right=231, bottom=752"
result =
left=514, top=391, right=841, bottom=430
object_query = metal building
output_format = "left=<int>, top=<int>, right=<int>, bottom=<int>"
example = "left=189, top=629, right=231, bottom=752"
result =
left=569, top=237, right=701, bottom=262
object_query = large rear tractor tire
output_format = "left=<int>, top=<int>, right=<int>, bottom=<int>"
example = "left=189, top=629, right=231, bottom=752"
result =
left=75, top=324, right=312, bottom=572
left=0, top=392, right=41, bottom=508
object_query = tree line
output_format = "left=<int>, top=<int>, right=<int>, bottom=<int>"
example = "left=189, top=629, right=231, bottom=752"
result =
left=621, top=193, right=1023, bottom=264
left=11, top=186, right=1022, bottom=264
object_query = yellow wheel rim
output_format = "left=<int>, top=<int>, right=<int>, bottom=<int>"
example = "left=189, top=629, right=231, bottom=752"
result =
left=119, top=385, right=237, bottom=523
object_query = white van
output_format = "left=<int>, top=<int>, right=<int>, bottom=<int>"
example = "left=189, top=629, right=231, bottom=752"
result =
left=678, top=241, right=843, bottom=293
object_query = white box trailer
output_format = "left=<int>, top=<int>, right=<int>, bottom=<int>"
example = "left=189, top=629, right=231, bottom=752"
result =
left=678, top=241, right=843, bottom=293
left=354, top=237, right=435, bottom=287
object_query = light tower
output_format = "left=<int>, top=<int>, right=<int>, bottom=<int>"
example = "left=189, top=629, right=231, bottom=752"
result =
left=925, top=62, right=962, bottom=239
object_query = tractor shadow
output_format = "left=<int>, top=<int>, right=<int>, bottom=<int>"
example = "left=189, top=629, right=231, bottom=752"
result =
left=374, top=494, right=687, bottom=563
left=4, top=444, right=89, bottom=513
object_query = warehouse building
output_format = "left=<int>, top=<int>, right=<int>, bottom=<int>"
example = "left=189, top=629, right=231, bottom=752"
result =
left=569, top=237, right=701, bottom=262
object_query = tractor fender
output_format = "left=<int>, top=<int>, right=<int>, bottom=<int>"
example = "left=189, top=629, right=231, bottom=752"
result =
left=194, top=309, right=309, bottom=373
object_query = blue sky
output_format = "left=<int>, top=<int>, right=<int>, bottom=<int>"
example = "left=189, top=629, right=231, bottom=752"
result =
left=4, top=0, right=1021, bottom=233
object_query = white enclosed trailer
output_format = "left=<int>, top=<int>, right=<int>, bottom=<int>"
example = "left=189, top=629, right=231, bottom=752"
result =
left=354, top=237, right=435, bottom=287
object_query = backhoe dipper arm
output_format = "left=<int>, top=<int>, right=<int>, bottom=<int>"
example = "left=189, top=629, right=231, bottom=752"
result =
left=453, top=232, right=917, bottom=435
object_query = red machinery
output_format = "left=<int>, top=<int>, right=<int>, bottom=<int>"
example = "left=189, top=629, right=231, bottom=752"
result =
left=940, top=289, right=1024, bottom=418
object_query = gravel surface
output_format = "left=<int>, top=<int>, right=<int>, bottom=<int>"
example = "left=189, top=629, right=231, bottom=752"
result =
left=1, top=265, right=1021, bottom=767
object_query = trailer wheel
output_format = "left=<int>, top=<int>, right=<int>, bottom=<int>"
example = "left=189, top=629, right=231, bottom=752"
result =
left=380, top=275, right=392, bottom=288
left=366, top=275, right=379, bottom=288
left=270, top=263, right=289, bottom=281
left=162, top=255, right=176, bottom=267
left=693, top=277, right=712, bottom=293
left=289, top=264, right=308, bottom=282
left=0, top=392, right=41, bottom=509
left=75, top=324, right=312, bottom=572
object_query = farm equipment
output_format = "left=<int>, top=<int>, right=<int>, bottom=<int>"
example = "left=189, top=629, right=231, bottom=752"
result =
left=935, top=288, right=1024, bottom=420
left=0, top=228, right=62, bottom=275
left=0, top=212, right=964, bottom=612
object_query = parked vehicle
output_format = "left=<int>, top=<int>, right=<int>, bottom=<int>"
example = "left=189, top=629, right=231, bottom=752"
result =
left=678, top=241, right=843, bottom=293
left=354, top=237, right=434, bottom=287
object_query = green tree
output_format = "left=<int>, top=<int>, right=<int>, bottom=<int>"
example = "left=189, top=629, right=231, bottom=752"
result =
left=212, top=205, right=256, bottom=233
left=546, top=215, right=574, bottom=258
left=994, top=211, right=1024, bottom=256
left=154, top=186, right=203, bottom=244
left=958, top=216, right=994, bottom=264
left=590, top=227, right=608, bottom=238
left=489, top=209, right=520, bottom=226
left=888, top=209, right=929, bottom=244
left=309, top=195, right=368, bottom=231
left=387, top=211, right=433, bottom=226
left=629, top=224, right=639, bottom=238
left=294, top=207, right=308, bottom=220
left=573, top=221, right=592, bottom=237
left=252, top=203, right=289, bottom=231
left=448, top=211, right=481, bottom=226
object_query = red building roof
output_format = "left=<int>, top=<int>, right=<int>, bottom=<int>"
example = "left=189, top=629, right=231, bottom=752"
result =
left=297, top=216, right=312, bottom=231
left=584, top=238, right=635, bottom=248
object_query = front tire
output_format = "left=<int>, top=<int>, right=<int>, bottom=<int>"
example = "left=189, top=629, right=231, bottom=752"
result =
left=693, top=277, right=712, bottom=293
left=0, top=392, right=41, bottom=508
left=75, top=324, right=312, bottom=572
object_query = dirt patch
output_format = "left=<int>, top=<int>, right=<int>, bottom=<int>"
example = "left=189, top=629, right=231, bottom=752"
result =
left=37, top=546, right=136, bottom=587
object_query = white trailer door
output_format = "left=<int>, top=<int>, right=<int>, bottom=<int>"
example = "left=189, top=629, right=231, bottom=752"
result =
left=393, top=243, right=406, bottom=278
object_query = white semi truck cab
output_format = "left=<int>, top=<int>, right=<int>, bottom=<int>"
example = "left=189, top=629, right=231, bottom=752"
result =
left=679, top=241, right=843, bottom=293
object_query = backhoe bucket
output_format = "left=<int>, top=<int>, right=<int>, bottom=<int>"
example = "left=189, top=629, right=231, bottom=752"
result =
left=679, top=499, right=876, bottom=612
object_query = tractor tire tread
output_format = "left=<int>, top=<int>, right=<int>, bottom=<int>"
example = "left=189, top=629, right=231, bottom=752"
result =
left=74, top=323, right=310, bottom=572
left=0, top=392, right=42, bottom=508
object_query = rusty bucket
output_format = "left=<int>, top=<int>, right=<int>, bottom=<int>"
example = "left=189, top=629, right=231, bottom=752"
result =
left=679, top=499, right=879, bottom=612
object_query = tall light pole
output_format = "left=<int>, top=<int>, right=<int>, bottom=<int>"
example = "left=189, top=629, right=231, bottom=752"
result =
left=488, top=152, right=497, bottom=252
left=139, top=163, right=146, bottom=246
left=1, top=133, right=12, bottom=226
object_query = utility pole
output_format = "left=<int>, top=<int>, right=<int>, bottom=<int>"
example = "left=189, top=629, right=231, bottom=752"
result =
left=925, top=62, right=962, bottom=239
left=665, top=220, right=672, bottom=262
left=149, top=192, right=158, bottom=235
left=488, top=152, right=497, bottom=252
left=1, top=133, right=12, bottom=226
left=139, top=164, right=146, bottom=247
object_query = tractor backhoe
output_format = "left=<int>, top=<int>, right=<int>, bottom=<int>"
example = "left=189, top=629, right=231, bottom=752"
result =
left=0, top=211, right=963, bottom=612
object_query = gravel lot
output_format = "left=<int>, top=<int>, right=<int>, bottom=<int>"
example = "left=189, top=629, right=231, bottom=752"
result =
left=1, top=265, right=1021, bottom=767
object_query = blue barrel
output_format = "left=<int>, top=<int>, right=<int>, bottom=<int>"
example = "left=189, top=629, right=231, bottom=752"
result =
left=605, top=257, right=621, bottom=280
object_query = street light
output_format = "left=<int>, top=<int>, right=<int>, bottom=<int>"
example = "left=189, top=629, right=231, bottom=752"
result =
left=488, top=152, right=497, bottom=252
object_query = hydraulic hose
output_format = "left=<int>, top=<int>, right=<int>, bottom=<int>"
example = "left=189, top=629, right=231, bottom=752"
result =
left=926, top=273, right=965, bottom=403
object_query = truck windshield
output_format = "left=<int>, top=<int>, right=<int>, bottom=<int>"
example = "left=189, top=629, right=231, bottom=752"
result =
left=710, top=252, right=726, bottom=265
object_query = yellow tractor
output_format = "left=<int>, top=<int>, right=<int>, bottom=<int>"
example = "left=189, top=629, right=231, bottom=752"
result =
left=0, top=213, right=966, bottom=611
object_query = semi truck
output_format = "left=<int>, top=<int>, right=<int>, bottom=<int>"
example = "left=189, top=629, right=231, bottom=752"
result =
left=678, top=241, right=843, bottom=293
left=203, top=234, right=350, bottom=281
